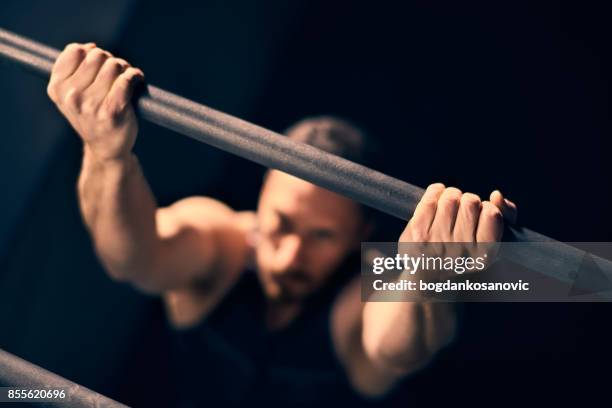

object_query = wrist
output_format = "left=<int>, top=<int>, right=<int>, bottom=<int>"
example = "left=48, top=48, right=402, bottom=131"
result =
left=81, top=146, right=138, bottom=184
left=83, top=145, right=134, bottom=168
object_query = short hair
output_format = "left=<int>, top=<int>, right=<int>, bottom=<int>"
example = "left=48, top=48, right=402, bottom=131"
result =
left=284, top=116, right=379, bottom=221
left=284, top=116, right=377, bottom=168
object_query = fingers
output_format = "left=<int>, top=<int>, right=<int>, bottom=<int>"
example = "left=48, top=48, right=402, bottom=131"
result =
left=476, top=201, right=504, bottom=242
left=490, top=190, right=518, bottom=224
left=68, top=47, right=111, bottom=93
left=430, top=187, right=462, bottom=241
left=47, top=43, right=144, bottom=119
left=103, top=67, right=144, bottom=118
left=400, top=185, right=515, bottom=262
left=452, top=193, right=482, bottom=242
left=49, top=42, right=96, bottom=82
left=47, top=42, right=96, bottom=101
left=455, top=190, right=516, bottom=243
left=83, top=58, right=130, bottom=112
left=406, top=183, right=446, bottom=240
left=48, top=45, right=111, bottom=112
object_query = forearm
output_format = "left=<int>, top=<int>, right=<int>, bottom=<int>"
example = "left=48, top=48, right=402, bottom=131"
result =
left=50, top=44, right=220, bottom=291
left=362, top=299, right=457, bottom=374
left=78, top=146, right=160, bottom=280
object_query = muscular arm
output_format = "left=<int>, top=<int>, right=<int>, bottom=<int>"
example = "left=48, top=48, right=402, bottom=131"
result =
left=78, top=148, right=234, bottom=293
left=49, top=43, right=247, bottom=294
left=333, top=184, right=517, bottom=397
left=332, top=279, right=456, bottom=396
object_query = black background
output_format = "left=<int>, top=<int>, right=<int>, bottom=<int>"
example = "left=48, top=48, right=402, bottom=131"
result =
left=0, top=0, right=610, bottom=406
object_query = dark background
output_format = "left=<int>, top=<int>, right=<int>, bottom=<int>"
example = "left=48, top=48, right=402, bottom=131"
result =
left=0, top=0, right=610, bottom=406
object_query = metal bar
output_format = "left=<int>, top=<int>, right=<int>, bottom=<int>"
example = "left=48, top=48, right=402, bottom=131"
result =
left=1, top=27, right=611, bottom=281
left=0, top=348, right=128, bottom=407
left=0, top=29, right=424, bottom=221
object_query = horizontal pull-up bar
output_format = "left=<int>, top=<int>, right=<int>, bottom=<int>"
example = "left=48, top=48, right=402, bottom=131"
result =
left=2, top=27, right=611, bottom=286
left=0, top=348, right=127, bottom=407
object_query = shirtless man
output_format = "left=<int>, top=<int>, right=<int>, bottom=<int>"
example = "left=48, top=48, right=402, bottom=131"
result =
left=46, top=42, right=517, bottom=405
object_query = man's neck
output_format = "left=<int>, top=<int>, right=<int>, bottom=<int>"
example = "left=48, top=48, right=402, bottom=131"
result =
left=265, top=299, right=303, bottom=331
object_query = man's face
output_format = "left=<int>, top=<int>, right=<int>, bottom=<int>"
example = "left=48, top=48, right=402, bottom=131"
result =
left=256, top=170, right=366, bottom=303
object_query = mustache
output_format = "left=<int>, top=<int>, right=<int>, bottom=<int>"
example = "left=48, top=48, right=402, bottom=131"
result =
left=271, top=269, right=311, bottom=284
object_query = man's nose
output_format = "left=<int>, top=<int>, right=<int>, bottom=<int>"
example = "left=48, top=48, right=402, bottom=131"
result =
left=275, top=234, right=304, bottom=273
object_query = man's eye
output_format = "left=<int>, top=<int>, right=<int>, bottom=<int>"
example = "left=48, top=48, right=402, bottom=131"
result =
left=311, top=230, right=335, bottom=240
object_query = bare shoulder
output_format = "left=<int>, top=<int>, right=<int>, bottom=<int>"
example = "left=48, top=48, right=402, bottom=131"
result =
left=158, top=196, right=257, bottom=328
left=156, top=196, right=257, bottom=246
left=157, top=196, right=238, bottom=232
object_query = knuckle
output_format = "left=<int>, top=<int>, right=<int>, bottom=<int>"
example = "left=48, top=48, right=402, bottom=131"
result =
left=59, top=45, right=84, bottom=62
left=428, top=182, right=446, bottom=192
left=123, top=67, right=139, bottom=77
left=420, top=197, right=438, bottom=208
left=402, top=220, right=429, bottom=242
left=104, top=58, right=124, bottom=73
left=111, top=58, right=125, bottom=69
left=96, top=108, right=112, bottom=121
left=96, top=110, right=111, bottom=122
left=115, top=58, right=129, bottom=68
left=401, top=220, right=422, bottom=242
left=46, top=83, right=57, bottom=100
left=461, top=192, right=482, bottom=207
left=63, top=87, right=81, bottom=110
left=445, top=186, right=462, bottom=196
left=399, top=229, right=411, bottom=242
left=483, top=202, right=503, bottom=220
left=81, top=99, right=97, bottom=114
left=63, top=42, right=81, bottom=51
left=99, top=99, right=121, bottom=120
left=410, top=229, right=429, bottom=242
left=441, top=187, right=462, bottom=202
left=87, top=48, right=107, bottom=62
left=118, top=71, right=138, bottom=86
left=67, top=45, right=86, bottom=59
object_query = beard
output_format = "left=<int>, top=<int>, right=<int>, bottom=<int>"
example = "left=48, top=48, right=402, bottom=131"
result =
left=263, top=269, right=313, bottom=303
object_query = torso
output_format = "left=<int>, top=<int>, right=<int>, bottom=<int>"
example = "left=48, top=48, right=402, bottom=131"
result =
left=168, top=264, right=365, bottom=407
left=159, top=210, right=386, bottom=404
